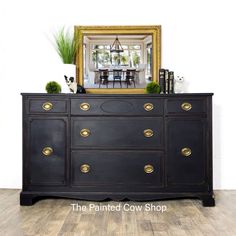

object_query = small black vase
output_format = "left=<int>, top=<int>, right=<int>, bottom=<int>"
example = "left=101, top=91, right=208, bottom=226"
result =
left=77, top=85, right=86, bottom=94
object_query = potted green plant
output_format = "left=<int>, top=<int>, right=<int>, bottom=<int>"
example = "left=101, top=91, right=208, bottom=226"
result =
left=45, top=81, right=62, bottom=94
left=53, top=27, right=78, bottom=92
left=54, top=27, right=77, bottom=64
left=145, top=81, right=161, bottom=94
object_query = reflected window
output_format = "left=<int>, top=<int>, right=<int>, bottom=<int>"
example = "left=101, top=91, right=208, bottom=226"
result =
left=92, top=44, right=142, bottom=68
left=146, top=43, right=152, bottom=77
left=92, top=45, right=111, bottom=68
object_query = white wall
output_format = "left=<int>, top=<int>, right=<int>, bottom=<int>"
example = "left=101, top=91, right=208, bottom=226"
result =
left=0, top=0, right=236, bottom=189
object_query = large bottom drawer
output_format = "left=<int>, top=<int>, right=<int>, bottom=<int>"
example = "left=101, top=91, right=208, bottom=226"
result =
left=71, top=150, right=163, bottom=190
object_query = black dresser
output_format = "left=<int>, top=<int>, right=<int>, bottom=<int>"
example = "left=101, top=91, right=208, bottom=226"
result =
left=21, top=93, right=214, bottom=206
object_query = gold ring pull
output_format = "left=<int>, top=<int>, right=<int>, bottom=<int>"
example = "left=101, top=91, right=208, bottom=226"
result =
left=80, top=129, right=91, bottom=137
left=42, top=102, right=53, bottom=111
left=42, top=147, right=53, bottom=156
left=181, top=147, right=192, bottom=157
left=80, top=103, right=90, bottom=111
left=144, top=164, right=154, bottom=174
left=143, top=129, right=154, bottom=138
left=144, top=103, right=154, bottom=111
left=80, top=164, right=90, bottom=173
left=181, top=102, right=192, bottom=111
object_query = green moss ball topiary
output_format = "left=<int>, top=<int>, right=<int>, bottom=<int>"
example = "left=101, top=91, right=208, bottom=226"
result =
left=45, top=81, right=62, bottom=94
left=145, top=81, right=161, bottom=94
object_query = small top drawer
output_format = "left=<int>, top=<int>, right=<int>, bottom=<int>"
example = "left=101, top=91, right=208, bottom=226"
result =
left=71, top=98, right=163, bottom=116
left=166, top=99, right=206, bottom=114
left=28, top=99, right=68, bottom=114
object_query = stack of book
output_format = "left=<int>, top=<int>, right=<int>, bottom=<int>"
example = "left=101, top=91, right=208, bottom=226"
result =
left=159, top=69, right=175, bottom=94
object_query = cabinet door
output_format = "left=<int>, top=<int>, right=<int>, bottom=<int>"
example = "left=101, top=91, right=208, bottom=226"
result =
left=29, top=118, right=67, bottom=185
left=166, top=119, right=207, bottom=187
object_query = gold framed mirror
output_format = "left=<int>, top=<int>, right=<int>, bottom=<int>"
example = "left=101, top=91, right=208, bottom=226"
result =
left=75, top=25, right=161, bottom=94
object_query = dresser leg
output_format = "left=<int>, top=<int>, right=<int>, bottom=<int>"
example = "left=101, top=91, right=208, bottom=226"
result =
left=20, top=192, right=37, bottom=206
left=201, top=195, right=215, bottom=207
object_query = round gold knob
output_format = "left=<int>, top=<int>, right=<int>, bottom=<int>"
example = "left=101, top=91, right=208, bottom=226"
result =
left=144, top=164, right=154, bottom=174
left=42, top=147, right=53, bottom=156
left=42, top=102, right=53, bottom=111
left=181, top=147, right=192, bottom=157
left=80, top=164, right=90, bottom=173
left=181, top=102, right=192, bottom=111
left=80, top=129, right=91, bottom=137
left=80, top=103, right=90, bottom=111
left=144, top=103, right=154, bottom=111
left=143, top=129, right=154, bottom=138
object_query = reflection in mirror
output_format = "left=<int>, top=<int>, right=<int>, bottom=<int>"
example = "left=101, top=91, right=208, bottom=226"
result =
left=83, top=34, right=153, bottom=89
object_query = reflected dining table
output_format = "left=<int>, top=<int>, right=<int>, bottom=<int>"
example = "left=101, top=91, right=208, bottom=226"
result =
left=94, top=68, right=139, bottom=86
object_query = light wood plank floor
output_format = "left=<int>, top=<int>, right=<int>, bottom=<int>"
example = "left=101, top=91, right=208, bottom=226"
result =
left=0, top=190, right=236, bottom=236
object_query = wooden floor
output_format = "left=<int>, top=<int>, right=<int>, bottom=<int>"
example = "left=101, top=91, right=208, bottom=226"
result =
left=0, top=190, right=236, bottom=236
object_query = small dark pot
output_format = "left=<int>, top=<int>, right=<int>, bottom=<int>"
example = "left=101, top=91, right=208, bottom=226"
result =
left=77, top=85, right=86, bottom=94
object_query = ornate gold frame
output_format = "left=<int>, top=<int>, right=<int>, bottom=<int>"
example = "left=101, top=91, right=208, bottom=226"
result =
left=75, top=25, right=161, bottom=94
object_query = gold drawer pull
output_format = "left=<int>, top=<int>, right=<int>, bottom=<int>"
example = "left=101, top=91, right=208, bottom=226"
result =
left=80, top=164, right=90, bottom=173
left=143, top=129, right=154, bottom=138
left=80, top=129, right=91, bottom=137
left=80, top=103, right=90, bottom=111
left=181, top=102, right=192, bottom=111
left=144, top=103, right=154, bottom=111
left=42, top=147, right=53, bottom=156
left=42, top=102, right=53, bottom=111
left=181, top=147, right=192, bottom=157
left=144, top=164, right=154, bottom=174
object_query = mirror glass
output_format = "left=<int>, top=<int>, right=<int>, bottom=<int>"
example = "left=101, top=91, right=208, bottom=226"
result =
left=83, top=34, right=153, bottom=89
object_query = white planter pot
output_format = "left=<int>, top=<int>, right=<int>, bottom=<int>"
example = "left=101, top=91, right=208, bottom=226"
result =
left=61, top=64, right=76, bottom=93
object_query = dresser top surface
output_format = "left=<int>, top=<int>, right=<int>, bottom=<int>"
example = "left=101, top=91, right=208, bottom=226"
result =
left=21, top=93, right=214, bottom=97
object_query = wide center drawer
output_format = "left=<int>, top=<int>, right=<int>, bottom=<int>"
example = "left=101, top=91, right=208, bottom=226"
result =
left=71, top=150, right=163, bottom=189
left=71, top=117, right=163, bottom=148
left=71, top=98, right=163, bottom=116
